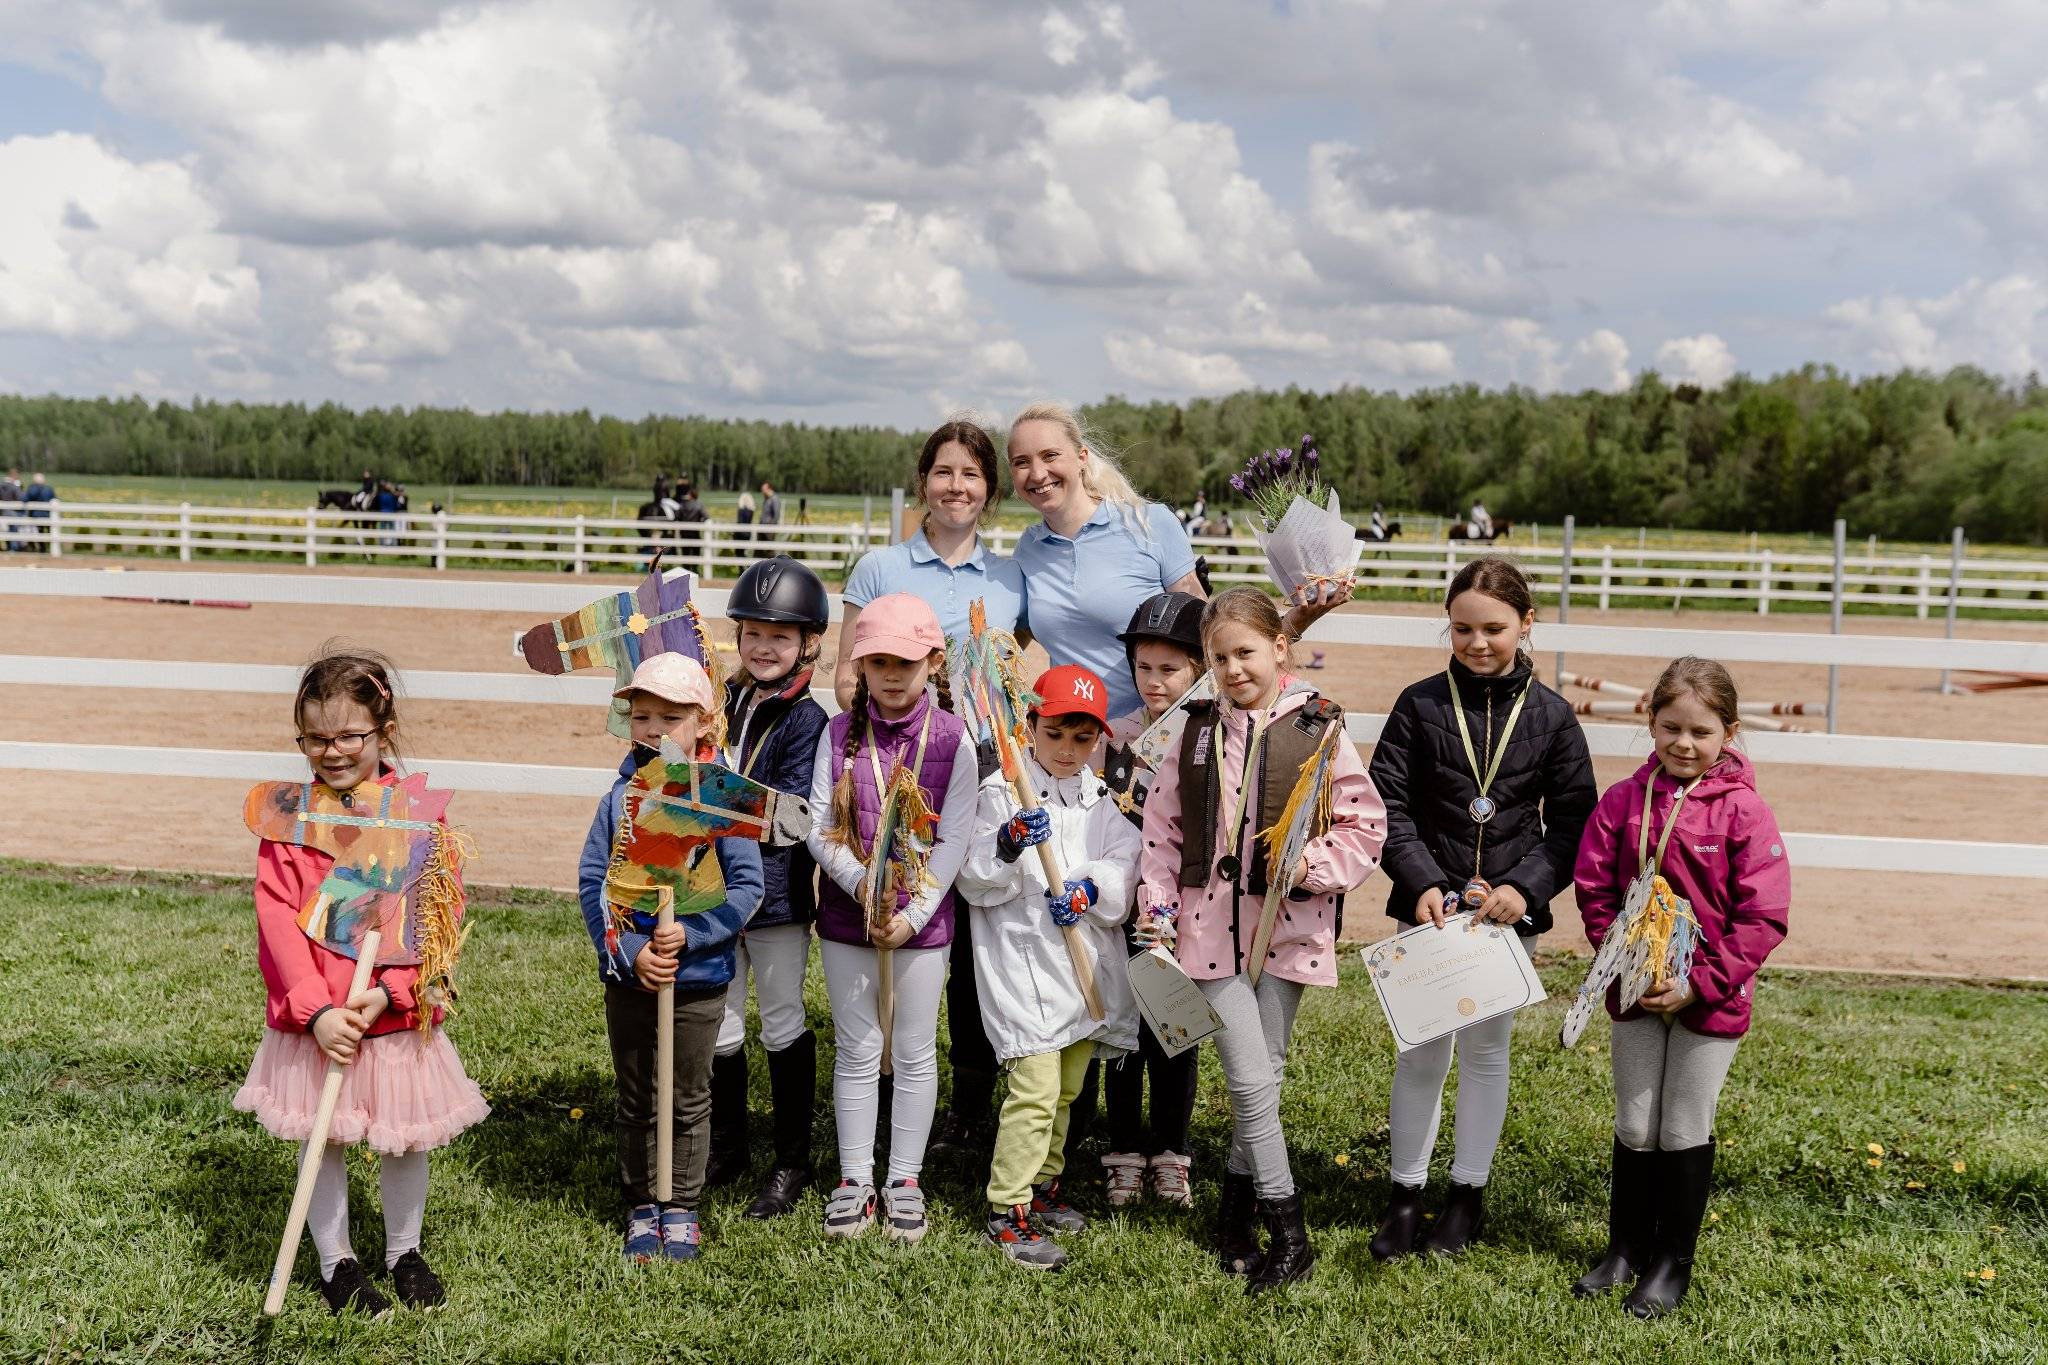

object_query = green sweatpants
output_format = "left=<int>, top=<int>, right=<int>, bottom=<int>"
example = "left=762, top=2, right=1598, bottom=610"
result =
left=986, top=1040, right=1097, bottom=1210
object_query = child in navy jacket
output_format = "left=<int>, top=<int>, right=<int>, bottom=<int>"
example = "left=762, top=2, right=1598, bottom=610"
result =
left=578, top=653, right=764, bottom=1264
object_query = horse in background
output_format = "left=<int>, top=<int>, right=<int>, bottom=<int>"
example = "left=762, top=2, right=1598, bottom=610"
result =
left=1447, top=518, right=1513, bottom=543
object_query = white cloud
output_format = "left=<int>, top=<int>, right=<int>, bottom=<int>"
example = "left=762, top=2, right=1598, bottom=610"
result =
left=325, top=273, right=467, bottom=382
left=1826, top=275, right=2048, bottom=375
left=1489, top=321, right=1635, bottom=392
left=1657, top=333, right=1737, bottom=387
left=0, top=132, right=258, bottom=340
left=1103, top=333, right=1250, bottom=394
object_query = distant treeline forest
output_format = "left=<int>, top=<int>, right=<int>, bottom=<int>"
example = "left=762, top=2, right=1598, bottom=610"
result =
left=5, top=364, right=2045, bottom=542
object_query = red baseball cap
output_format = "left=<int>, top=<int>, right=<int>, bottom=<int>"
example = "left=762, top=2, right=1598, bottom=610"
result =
left=1032, top=664, right=1109, bottom=726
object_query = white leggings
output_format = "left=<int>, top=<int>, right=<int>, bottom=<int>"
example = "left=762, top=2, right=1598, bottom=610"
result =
left=819, top=938, right=945, bottom=1185
left=715, top=923, right=813, bottom=1055
left=305, top=1143, right=429, bottom=1276
left=1389, top=1013, right=1514, bottom=1188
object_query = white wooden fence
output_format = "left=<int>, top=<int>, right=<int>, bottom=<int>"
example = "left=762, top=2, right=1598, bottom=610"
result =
left=3, top=566, right=2044, bottom=882
left=5, top=498, right=2047, bottom=617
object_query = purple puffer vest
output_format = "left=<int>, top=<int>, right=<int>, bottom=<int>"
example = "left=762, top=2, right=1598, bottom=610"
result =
left=815, top=691, right=965, bottom=950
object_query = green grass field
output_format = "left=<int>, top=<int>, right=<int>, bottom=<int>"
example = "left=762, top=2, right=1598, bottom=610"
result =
left=4, top=861, right=2039, bottom=1364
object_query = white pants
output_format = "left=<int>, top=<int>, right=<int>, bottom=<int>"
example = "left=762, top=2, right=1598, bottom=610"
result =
left=305, top=1143, right=428, bottom=1276
left=715, top=922, right=813, bottom=1055
left=819, top=938, right=945, bottom=1185
left=1198, top=972, right=1304, bottom=1200
left=1389, top=1013, right=1514, bottom=1188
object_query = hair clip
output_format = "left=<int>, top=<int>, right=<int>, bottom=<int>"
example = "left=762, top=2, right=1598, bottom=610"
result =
left=365, top=671, right=391, bottom=700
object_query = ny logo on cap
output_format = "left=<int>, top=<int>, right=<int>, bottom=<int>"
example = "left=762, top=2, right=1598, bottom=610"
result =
left=1071, top=677, right=1096, bottom=702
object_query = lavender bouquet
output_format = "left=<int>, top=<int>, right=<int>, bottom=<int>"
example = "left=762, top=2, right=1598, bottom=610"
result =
left=1229, top=434, right=1362, bottom=599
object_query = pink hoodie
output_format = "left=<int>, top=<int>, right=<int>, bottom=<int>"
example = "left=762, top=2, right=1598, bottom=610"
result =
left=1573, top=751, right=1790, bottom=1038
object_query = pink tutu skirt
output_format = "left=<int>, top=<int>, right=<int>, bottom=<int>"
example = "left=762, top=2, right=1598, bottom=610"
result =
left=234, top=1026, right=490, bottom=1156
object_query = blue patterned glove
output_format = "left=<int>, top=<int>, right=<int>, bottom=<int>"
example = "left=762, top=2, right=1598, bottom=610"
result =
left=997, top=807, right=1052, bottom=863
left=1047, top=878, right=1098, bottom=927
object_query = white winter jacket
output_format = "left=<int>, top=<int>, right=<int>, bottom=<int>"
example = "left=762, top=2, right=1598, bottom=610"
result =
left=956, top=753, right=1142, bottom=1063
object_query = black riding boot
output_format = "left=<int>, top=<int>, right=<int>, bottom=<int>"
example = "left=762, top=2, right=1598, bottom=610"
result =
left=1572, top=1139, right=1657, bottom=1297
left=746, top=1032, right=816, bottom=1219
left=1246, top=1193, right=1316, bottom=1296
left=1215, top=1169, right=1265, bottom=1278
left=1423, top=1180, right=1486, bottom=1256
left=704, top=1049, right=749, bottom=1188
left=1625, top=1141, right=1715, bottom=1319
left=1368, top=1181, right=1426, bottom=1262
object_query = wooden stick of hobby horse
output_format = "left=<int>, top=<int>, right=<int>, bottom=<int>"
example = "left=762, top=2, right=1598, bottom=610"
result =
left=263, top=925, right=382, bottom=1317
left=654, top=885, right=676, bottom=1204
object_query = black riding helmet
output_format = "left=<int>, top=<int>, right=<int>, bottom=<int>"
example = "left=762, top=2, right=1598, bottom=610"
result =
left=1118, top=591, right=1205, bottom=663
left=729, top=555, right=830, bottom=629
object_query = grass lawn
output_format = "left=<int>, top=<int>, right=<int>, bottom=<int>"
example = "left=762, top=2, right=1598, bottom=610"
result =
left=3, top=861, right=2039, bottom=1364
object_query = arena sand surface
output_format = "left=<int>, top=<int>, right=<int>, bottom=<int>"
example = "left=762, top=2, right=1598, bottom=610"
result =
left=3, top=558, right=2044, bottom=979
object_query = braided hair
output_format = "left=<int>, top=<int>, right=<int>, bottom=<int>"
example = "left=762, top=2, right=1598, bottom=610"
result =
left=826, top=676, right=871, bottom=851
left=929, top=648, right=955, bottom=715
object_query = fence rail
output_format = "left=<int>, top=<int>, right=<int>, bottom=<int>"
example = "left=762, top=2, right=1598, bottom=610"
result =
left=5, top=498, right=2048, bottom=616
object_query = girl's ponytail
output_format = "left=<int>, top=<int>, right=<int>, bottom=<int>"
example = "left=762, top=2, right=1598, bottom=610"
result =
left=826, top=677, right=870, bottom=852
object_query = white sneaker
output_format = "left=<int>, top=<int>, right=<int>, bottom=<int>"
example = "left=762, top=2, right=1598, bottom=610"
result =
left=1150, top=1151, right=1193, bottom=1208
left=881, top=1178, right=928, bottom=1245
left=823, top=1179, right=876, bottom=1239
left=1102, top=1152, right=1146, bottom=1207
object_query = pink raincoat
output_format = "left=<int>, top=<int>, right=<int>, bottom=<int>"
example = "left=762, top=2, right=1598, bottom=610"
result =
left=1137, top=682, right=1386, bottom=986
left=1573, top=751, right=1790, bottom=1038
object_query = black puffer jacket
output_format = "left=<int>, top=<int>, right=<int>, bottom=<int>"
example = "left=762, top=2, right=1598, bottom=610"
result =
left=1368, top=656, right=1596, bottom=937
left=723, top=669, right=829, bottom=930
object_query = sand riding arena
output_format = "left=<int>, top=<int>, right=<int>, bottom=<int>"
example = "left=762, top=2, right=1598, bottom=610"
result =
left=3, top=557, right=2045, bottom=981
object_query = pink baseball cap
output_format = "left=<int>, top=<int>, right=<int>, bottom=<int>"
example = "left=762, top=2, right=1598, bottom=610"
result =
left=613, top=652, right=715, bottom=709
left=850, top=592, right=945, bottom=661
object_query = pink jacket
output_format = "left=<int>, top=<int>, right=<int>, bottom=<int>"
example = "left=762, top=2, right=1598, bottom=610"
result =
left=1573, top=752, right=1790, bottom=1038
left=1137, top=682, right=1386, bottom=986
left=254, top=773, right=449, bottom=1037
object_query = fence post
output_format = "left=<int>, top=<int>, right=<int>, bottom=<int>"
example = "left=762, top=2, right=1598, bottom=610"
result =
left=433, top=510, right=448, bottom=571
left=1442, top=545, right=1456, bottom=594
left=1916, top=554, right=1931, bottom=620
left=700, top=523, right=713, bottom=583
left=1599, top=545, right=1612, bottom=610
left=1940, top=526, right=1964, bottom=696
left=1827, top=518, right=1845, bottom=734
left=569, top=515, right=585, bottom=574
left=1757, top=548, right=1772, bottom=615
left=48, top=503, right=63, bottom=558
left=889, top=488, right=906, bottom=546
left=863, top=495, right=873, bottom=551
left=1554, top=515, right=1574, bottom=689
left=179, top=502, right=193, bottom=562
left=304, top=508, right=317, bottom=567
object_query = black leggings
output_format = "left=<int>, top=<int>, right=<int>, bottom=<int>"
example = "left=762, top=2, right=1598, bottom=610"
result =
left=1103, top=1022, right=1198, bottom=1156
left=945, top=902, right=999, bottom=1115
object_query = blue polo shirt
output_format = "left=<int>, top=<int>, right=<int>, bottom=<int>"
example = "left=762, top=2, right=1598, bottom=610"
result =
left=1011, top=501, right=1196, bottom=718
left=843, top=527, right=1026, bottom=644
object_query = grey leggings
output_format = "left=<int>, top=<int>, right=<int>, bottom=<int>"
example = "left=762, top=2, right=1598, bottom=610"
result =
left=1197, top=972, right=1304, bottom=1200
left=1611, top=1014, right=1741, bottom=1151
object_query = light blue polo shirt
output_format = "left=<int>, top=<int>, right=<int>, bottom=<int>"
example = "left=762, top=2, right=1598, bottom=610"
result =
left=1011, top=501, right=1196, bottom=718
left=843, top=527, right=1026, bottom=645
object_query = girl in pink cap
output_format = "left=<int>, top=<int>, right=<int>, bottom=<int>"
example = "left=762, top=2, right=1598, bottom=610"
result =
left=804, top=592, right=980, bottom=1245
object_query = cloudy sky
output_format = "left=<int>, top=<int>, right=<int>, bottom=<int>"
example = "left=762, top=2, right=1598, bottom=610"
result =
left=1, top=0, right=2043, bottom=425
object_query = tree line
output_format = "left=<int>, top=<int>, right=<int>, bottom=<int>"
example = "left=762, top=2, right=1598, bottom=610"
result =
left=5, top=364, right=2044, bottom=542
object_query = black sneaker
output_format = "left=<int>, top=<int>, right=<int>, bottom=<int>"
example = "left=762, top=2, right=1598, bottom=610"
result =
left=928, top=1109, right=975, bottom=1155
left=318, top=1258, right=392, bottom=1318
left=388, top=1249, right=445, bottom=1309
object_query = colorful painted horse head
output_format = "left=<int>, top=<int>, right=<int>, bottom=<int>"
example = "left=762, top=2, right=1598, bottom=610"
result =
left=519, top=564, right=720, bottom=738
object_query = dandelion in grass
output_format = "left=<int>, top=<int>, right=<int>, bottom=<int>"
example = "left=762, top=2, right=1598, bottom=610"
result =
left=1905, top=1181, right=1925, bottom=1190
left=570, top=1107, right=584, bottom=1121
left=1866, top=1157, right=1882, bottom=1168
left=1979, top=1268, right=1996, bottom=1282
left=1333, top=1152, right=1350, bottom=1167
left=1866, top=1142, right=1884, bottom=1156
left=1953, top=1160, right=1967, bottom=1173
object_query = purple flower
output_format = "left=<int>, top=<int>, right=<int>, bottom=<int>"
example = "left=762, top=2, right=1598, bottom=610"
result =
left=1229, top=474, right=1246, bottom=495
left=1275, top=447, right=1293, bottom=474
left=1300, top=433, right=1316, bottom=451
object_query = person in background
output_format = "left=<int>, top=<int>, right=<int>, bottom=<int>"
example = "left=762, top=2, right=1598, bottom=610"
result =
left=758, top=482, right=782, bottom=558
left=1, top=467, right=22, bottom=551
left=1468, top=500, right=1493, bottom=540
left=24, top=473, right=55, bottom=552
left=736, top=490, right=756, bottom=549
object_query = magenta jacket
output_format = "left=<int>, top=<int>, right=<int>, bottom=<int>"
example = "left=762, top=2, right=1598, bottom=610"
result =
left=1572, top=752, right=1790, bottom=1038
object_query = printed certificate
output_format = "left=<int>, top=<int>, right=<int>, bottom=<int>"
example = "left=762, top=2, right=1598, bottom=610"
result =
left=1361, top=913, right=1547, bottom=1052
left=1128, top=946, right=1227, bottom=1058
